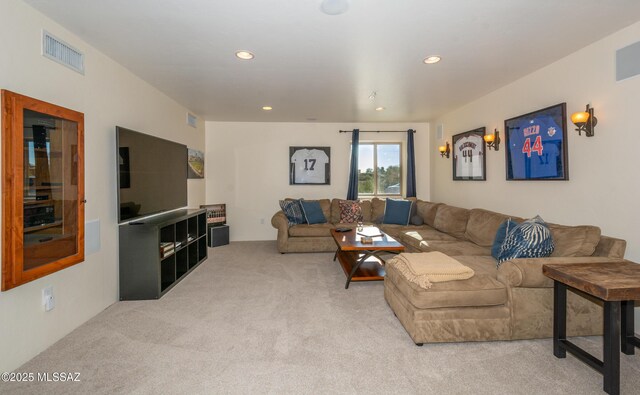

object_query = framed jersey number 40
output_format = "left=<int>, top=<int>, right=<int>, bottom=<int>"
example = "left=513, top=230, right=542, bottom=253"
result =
left=504, top=103, right=568, bottom=181
left=289, top=146, right=331, bottom=185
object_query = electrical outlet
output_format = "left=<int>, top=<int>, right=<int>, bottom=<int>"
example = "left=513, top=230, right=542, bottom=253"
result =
left=42, top=286, right=55, bottom=311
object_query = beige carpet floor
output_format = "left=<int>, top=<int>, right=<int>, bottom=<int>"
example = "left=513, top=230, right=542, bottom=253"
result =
left=3, top=241, right=640, bottom=394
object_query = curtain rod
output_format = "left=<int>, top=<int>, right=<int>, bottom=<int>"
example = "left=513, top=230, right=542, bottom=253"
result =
left=338, top=130, right=415, bottom=133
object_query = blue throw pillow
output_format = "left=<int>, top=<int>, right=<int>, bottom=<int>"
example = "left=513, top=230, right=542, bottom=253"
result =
left=382, top=198, right=413, bottom=225
left=491, top=218, right=516, bottom=260
left=300, top=200, right=327, bottom=224
left=496, top=215, right=555, bottom=266
left=279, top=199, right=306, bottom=225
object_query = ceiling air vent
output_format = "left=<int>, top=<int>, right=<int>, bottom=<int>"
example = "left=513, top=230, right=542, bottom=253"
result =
left=42, top=30, right=85, bottom=75
left=186, top=112, right=197, bottom=128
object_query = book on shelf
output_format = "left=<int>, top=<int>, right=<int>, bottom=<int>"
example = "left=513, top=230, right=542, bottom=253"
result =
left=160, top=242, right=173, bottom=250
left=160, top=242, right=175, bottom=257
left=160, top=250, right=174, bottom=259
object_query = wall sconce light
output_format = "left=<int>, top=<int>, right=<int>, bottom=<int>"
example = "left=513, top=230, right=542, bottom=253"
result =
left=438, top=142, right=450, bottom=158
left=571, top=104, right=597, bottom=137
left=483, top=129, right=500, bottom=151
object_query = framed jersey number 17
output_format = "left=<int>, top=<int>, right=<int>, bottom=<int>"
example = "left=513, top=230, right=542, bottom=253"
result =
left=289, top=146, right=331, bottom=185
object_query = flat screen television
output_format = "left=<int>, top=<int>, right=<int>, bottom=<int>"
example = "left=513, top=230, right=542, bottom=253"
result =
left=116, top=126, right=188, bottom=223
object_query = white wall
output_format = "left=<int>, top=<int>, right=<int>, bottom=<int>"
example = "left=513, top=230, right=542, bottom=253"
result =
left=205, top=122, right=430, bottom=241
left=0, top=0, right=205, bottom=372
left=431, top=23, right=640, bottom=325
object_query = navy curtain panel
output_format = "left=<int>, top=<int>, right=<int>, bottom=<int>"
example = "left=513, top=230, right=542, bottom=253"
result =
left=346, top=129, right=360, bottom=200
left=406, top=129, right=417, bottom=198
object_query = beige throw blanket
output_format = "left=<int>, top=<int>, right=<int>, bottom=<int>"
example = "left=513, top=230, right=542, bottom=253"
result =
left=389, top=252, right=474, bottom=289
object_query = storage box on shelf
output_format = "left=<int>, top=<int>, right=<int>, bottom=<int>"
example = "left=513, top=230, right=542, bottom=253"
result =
left=119, top=209, right=208, bottom=300
left=202, top=203, right=226, bottom=226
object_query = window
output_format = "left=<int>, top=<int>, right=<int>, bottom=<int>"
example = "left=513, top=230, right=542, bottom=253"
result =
left=357, top=143, right=402, bottom=197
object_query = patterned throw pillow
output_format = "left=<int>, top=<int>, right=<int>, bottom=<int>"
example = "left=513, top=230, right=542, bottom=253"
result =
left=496, top=215, right=555, bottom=266
left=279, top=199, right=306, bottom=225
left=491, top=218, right=516, bottom=260
left=339, top=200, right=362, bottom=223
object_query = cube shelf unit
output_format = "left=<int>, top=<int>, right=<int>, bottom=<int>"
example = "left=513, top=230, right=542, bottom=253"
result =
left=119, top=209, right=207, bottom=300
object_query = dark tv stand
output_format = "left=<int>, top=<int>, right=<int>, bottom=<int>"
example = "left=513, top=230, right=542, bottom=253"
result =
left=119, top=209, right=208, bottom=300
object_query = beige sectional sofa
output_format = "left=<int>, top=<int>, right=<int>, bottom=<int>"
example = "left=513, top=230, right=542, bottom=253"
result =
left=271, top=198, right=627, bottom=344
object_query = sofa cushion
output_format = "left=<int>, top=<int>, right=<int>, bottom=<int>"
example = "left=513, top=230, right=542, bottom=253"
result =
left=330, top=199, right=342, bottom=223
left=415, top=200, right=441, bottom=227
left=385, top=256, right=507, bottom=309
left=371, top=198, right=386, bottom=223
left=398, top=228, right=459, bottom=246
left=378, top=224, right=427, bottom=240
left=288, top=223, right=335, bottom=237
left=300, top=200, right=327, bottom=224
left=410, top=215, right=424, bottom=226
left=383, top=198, right=413, bottom=225
left=279, top=199, right=306, bottom=225
left=548, top=223, right=601, bottom=257
left=316, top=199, right=332, bottom=222
left=466, top=209, right=515, bottom=247
left=338, top=200, right=362, bottom=223
left=359, top=200, right=372, bottom=222
left=414, top=240, right=491, bottom=256
left=496, top=216, right=554, bottom=265
left=433, top=204, right=470, bottom=239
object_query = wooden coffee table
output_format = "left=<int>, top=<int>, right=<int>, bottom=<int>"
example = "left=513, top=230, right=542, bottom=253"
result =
left=330, top=226, right=404, bottom=289
left=543, top=261, right=640, bottom=395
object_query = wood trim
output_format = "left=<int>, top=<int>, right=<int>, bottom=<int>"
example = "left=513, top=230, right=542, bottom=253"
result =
left=1, top=90, right=85, bottom=291
left=2, top=90, right=18, bottom=290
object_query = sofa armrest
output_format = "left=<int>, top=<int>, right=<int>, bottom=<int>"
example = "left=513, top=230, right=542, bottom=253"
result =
left=271, top=211, right=290, bottom=253
left=497, top=257, right=625, bottom=288
left=593, top=235, right=627, bottom=258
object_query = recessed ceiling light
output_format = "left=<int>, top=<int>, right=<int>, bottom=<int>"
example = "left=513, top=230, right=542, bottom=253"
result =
left=320, top=0, right=350, bottom=15
left=262, top=106, right=272, bottom=111
left=235, top=50, right=254, bottom=60
left=375, top=107, right=385, bottom=111
left=423, top=56, right=441, bottom=64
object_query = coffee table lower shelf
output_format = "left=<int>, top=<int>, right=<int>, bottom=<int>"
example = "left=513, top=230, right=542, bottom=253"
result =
left=335, top=250, right=388, bottom=288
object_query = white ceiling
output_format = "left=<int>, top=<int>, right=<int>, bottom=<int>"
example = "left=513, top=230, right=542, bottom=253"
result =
left=23, top=0, right=640, bottom=123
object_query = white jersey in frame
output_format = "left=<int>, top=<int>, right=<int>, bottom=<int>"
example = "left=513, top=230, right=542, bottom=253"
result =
left=291, top=148, right=329, bottom=183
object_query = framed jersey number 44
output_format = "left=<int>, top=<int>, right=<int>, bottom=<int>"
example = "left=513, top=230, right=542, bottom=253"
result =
left=504, top=103, right=569, bottom=181
left=289, top=146, right=331, bottom=185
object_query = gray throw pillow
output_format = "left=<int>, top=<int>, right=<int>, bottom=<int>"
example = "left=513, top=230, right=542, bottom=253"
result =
left=410, top=215, right=424, bottom=226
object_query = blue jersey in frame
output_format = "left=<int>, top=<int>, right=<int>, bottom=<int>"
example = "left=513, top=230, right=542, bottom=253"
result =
left=507, top=115, right=564, bottom=179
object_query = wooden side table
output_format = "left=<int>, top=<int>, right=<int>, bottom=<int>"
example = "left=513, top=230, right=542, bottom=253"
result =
left=543, top=261, right=640, bottom=395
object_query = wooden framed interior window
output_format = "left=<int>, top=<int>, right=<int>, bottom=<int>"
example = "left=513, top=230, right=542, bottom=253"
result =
left=2, top=90, right=85, bottom=291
